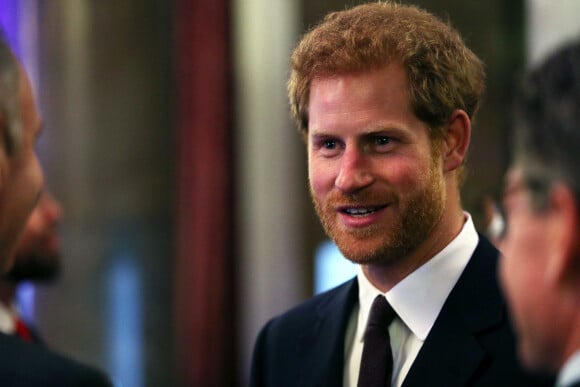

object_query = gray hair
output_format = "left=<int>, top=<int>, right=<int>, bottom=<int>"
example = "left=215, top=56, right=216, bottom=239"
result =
left=0, top=28, right=22, bottom=154
left=512, top=39, right=580, bottom=210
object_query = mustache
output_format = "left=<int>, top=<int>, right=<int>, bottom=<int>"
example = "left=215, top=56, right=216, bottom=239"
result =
left=314, top=189, right=397, bottom=207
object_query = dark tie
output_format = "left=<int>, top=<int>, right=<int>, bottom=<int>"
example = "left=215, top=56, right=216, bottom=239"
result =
left=357, top=295, right=397, bottom=387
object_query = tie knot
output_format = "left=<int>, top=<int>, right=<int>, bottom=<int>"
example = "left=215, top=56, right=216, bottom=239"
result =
left=366, top=295, right=396, bottom=332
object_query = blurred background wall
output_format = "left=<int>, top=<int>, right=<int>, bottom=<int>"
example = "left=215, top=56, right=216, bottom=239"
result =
left=1, top=0, right=579, bottom=386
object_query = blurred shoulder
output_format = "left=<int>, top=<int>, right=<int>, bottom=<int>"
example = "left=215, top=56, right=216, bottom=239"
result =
left=0, top=333, right=113, bottom=387
left=262, top=278, right=357, bottom=332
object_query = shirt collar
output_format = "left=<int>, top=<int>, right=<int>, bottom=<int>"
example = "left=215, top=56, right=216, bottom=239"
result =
left=0, top=301, right=18, bottom=335
left=557, top=350, right=580, bottom=387
left=357, top=213, right=479, bottom=341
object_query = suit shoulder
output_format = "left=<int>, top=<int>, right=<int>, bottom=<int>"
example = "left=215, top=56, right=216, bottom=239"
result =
left=0, top=333, right=113, bottom=386
left=251, top=279, right=357, bottom=386
left=269, top=278, right=355, bottom=326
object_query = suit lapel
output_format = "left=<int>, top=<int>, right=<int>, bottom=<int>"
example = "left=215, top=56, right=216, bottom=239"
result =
left=402, top=237, right=504, bottom=386
left=298, top=279, right=358, bottom=387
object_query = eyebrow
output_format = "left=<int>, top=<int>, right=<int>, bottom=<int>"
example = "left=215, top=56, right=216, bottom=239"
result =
left=310, top=124, right=404, bottom=136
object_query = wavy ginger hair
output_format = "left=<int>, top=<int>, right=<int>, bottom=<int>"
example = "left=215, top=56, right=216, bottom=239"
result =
left=288, top=1, right=485, bottom=145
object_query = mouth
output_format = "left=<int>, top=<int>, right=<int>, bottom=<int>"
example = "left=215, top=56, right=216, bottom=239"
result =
left=339, top=205, right=387, bottom=217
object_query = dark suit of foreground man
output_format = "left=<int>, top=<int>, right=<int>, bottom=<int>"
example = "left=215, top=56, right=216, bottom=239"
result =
left=0, top=333, right=111, bottom=386
left=0, top=190, right=112, bottom=386
left=0, top=29, right=113, bottom=387
left=251, top=2, right=553, bottom=386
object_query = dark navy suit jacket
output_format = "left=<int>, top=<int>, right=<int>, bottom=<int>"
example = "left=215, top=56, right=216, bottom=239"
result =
left=251, top=236, right=554, bottom=386
left=0, top=332, right=113, bottom=386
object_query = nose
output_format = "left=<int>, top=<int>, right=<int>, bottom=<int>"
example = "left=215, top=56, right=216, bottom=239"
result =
left=40, top=191, right=63, bottom=225
left=335, top=146, right=373, bottom=193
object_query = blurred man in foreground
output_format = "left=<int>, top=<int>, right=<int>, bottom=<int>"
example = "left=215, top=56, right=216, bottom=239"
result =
left=0, top=28, right=112, bottom=386
left=500, top=40, right=580, bottom=387
left=0, top=37, right=43, bottom=275
left=0, top=191, right=62, bottom=342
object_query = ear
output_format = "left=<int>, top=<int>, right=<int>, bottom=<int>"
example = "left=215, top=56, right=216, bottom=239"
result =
left=442, top=109, right=471, bottom=172
left=545, top=183, right=580, bottom=286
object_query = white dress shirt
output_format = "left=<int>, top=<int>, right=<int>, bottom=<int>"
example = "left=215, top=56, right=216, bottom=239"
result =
left=557, top=350, right=580, bottom=387
left=344, top=213, right=479, bottom=387
left=0, top=301, right=18, bottom=335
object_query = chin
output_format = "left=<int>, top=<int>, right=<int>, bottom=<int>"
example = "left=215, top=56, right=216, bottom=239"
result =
left=0, top=253, right=16, bottom=275
left=336, top=237, right=399, bottom=265
left=519, top=338, right=552, bottom=373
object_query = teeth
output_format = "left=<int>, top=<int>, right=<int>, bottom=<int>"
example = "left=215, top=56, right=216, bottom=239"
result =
left=344, top=207, right=377, bottom=216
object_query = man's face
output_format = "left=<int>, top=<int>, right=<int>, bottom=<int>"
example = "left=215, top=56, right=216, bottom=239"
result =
left=499, top=167, right=560, bottom=370
left=5, top=191, right=62, bottom=281
left=0, top=65, right=44, bottom=272
left=307, top=63, right=446, bottom=265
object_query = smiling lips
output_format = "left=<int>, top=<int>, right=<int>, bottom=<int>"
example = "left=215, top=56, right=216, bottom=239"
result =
left=339, top=205, right=387, bottom=217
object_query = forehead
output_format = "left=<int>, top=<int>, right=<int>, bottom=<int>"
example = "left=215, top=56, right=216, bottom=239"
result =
left=308, top=64, right=412, bottom=130
left=310, top=64, right=408, bottom=101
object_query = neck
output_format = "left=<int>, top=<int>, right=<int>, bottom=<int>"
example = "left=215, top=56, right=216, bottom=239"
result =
left=0, top=279, right=17, bottom=307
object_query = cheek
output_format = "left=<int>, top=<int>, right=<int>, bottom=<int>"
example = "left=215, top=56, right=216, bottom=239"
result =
left=499, top=252, right=522, bottom=306
left=14, top=149, right=43, bottom=192
left=23, top=155, right=44, bottom=200
left=500, top=228, right=546, bottom=315
left=499, top=225, right=530, bottom=297
left=383, top=154, right=436, bottom=188
left=499, top=255, right=537, bottom=351
left=15, top=156, right=44, bottom=224
left=18, top=212, right=43, bottom=242
left=308, top=160, right=335, bottom=196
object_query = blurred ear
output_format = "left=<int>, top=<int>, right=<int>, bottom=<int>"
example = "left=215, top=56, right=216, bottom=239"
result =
left=443, top=109, right=471, bottom=172
left=545, top=183, right=580, bottom=286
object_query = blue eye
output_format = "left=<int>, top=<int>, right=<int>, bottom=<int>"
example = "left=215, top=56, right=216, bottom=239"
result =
left=323, top=139, right=337, bottom=149
left=375, top=136, right=391, bottom=146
